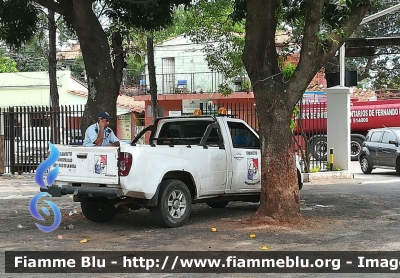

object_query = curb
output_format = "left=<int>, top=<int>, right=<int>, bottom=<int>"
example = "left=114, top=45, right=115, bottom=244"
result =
left=304, top=170, right=354, bottom=182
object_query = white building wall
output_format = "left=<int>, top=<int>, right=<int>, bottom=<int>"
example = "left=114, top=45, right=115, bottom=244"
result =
left=0, top=71, right=130, bottom=115
left=146, top=35, right=224, bottom=94
left=0, top=71, right=70, bottom=107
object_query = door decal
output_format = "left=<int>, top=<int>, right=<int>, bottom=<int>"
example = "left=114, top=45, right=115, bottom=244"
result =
left=246, top=158, right=260, bottom=185
left=233, top=153, right=245, bottom=160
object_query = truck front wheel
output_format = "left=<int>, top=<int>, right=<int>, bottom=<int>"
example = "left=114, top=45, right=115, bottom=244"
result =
left=81, top=199, right=117, bottom=222
left=153, top=179, right=192, bottom=228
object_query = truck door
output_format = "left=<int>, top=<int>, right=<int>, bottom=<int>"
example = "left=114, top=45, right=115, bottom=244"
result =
left=223, top=119, right=261, bottom=192
left=379, top=131, right=397, bottom=166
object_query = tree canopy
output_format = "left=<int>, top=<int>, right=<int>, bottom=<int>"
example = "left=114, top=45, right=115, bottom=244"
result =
left=0, top=54, right=18, bottom=72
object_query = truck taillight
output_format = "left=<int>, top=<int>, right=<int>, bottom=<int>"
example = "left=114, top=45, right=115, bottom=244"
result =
left=118, top=152, right=132, bottom=176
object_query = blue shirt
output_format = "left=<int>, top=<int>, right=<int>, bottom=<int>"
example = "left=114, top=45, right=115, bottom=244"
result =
left=83, top=123, right=119, bottom=146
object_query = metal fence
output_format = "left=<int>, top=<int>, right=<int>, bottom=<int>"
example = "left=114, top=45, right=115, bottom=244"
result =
left=0, top=100, right=329, bottom=174
left=0, top=105, right=84, bottom=174
left=199, top=100, right=329, bottom=172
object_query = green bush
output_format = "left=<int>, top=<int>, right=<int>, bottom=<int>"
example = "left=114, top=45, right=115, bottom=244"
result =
left=282, top=62, right=296, bottom=77
left=310, top=166, right=320, bottom=173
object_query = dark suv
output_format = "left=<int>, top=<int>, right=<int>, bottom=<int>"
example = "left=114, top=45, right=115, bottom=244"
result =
left=359, top=127, right=400, bottom=174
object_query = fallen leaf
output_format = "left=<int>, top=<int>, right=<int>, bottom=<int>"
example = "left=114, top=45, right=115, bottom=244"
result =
left=250, top=234, right=256, bottom=238
left=79, top=239, right=88, bottom=243
left=260, top=246, right=272, bottom=250
left=211, top=228, right=217, bottom=232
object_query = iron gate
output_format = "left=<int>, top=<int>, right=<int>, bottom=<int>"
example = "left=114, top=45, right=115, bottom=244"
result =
left=0, top=105, right=84, bottom=174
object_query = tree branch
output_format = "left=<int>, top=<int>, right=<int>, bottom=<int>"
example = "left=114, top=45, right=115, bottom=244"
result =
left=288, top=0, right=324, bottom=104
left=293, top=0, right=324, bottom=79
left=243, top=0, right=279, bottom=81
left=32, top=0, right=71, bottom=17
left=322, top=2, right=371, bottom=65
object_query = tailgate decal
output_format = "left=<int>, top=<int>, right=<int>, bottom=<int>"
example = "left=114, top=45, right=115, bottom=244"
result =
left=94, top=155, right=107, bottom=174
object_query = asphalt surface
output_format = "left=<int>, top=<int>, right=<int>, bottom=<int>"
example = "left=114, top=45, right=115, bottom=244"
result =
left=1, top=161, right=400, bottom=278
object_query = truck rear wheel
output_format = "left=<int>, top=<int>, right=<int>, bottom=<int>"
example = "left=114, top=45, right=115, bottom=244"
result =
left=153, top=179, right=192, bottom=228
left=350, top=137, right=363, bottom=161
left=81, top=199, right=117, bottom=222
left=206, top=201, right=230, bottom=208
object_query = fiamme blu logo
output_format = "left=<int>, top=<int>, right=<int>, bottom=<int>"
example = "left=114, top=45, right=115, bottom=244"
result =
left=29, top=142, right=61, bottom=233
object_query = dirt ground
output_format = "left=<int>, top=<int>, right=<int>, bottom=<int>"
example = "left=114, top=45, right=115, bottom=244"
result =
left=1, top=173, right=400, bottom=277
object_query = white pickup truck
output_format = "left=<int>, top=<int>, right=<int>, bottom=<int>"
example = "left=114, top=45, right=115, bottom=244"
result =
left=43, top=115, right=303, bottom=227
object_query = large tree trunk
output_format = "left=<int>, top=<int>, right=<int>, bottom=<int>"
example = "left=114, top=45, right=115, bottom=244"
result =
left=255, top=82, right=301, bottom=222
left=48, top=9, right=60, bottom=144
left=69, top=0, right=118, bottom=133
left=243, top=0, right=301, bottom=222
left=147, top=33, right=158, bottom=122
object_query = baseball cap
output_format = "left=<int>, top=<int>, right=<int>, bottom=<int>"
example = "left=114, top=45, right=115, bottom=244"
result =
left=97, top=111, right=112, bottom=119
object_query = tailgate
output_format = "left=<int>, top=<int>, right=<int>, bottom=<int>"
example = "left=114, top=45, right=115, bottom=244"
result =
left=54, top=145, right=119, bottom=185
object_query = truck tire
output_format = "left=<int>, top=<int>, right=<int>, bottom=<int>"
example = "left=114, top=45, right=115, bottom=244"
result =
left=81, top=199, right=117, bottom=222
left=360, top=155, right=373, bottom=174
left=206, top=201, right=230, bottom=208
left=311, top=137, right=327, bottom=161
left=350, top=137, right=363, bottom=161
left=153, top=179, right=192, bottom=228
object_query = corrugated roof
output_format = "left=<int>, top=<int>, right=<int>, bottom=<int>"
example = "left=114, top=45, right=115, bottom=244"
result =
left=68, top=90, right=145, bottom=113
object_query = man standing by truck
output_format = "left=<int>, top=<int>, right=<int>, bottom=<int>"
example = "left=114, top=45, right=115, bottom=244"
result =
left=83, top=111, right=120, bottom=147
